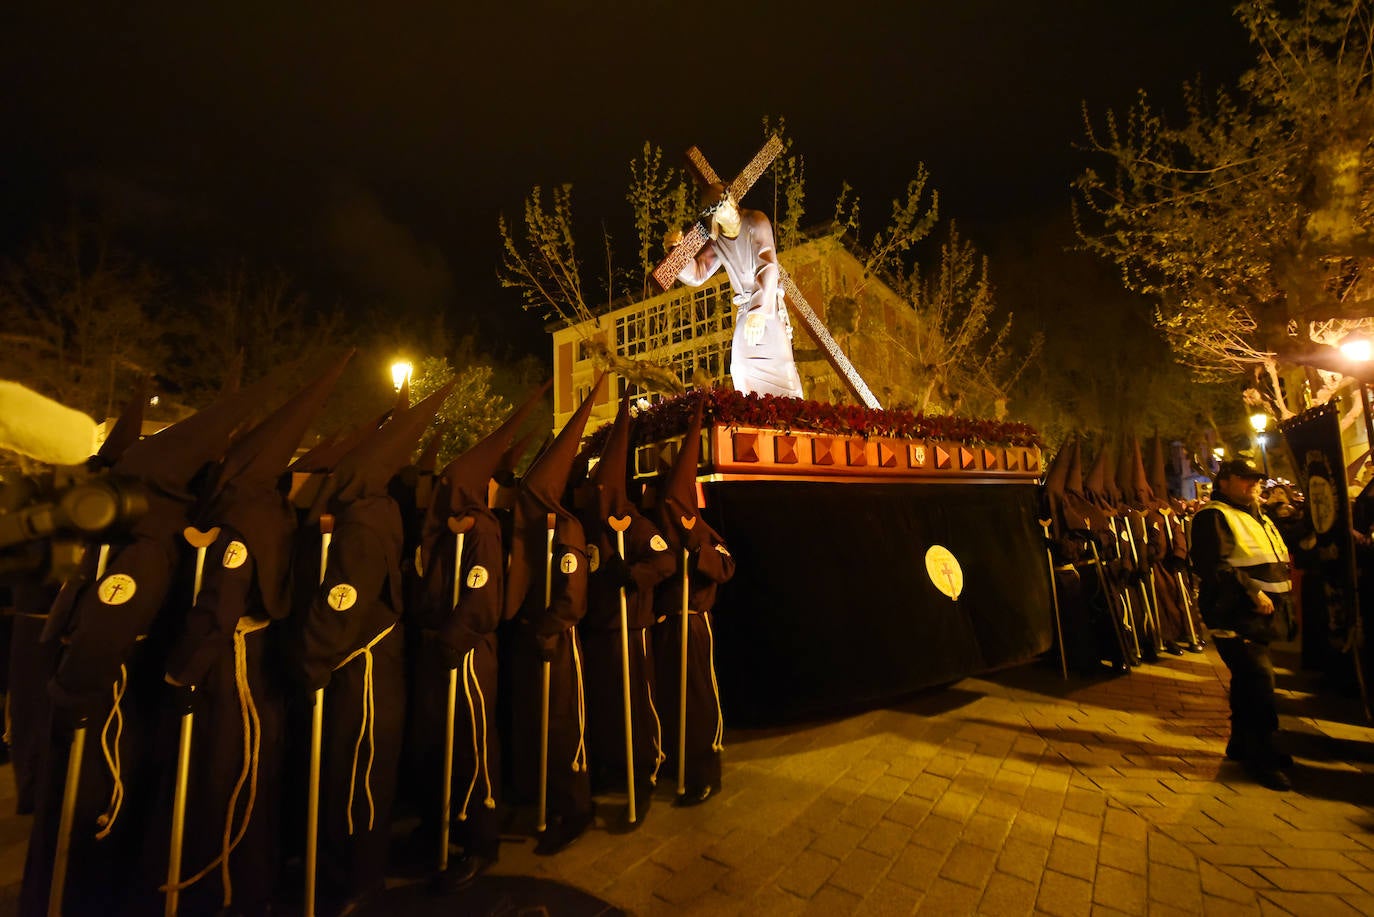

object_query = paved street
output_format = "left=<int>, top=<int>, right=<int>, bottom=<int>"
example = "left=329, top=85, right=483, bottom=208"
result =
left=490, top=644, right=1374, bottom=916
left=3, top=643, right=1374, bottom=915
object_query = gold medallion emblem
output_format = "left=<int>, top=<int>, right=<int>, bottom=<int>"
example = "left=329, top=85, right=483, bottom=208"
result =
left=466, top=565, right=489, bottom=589
left=587, top=543, right=600, bottom=572
left=98, top=574, right=137, bottom=606
left=924, top=545, right=964, bottom=601
left=650, top=534, right=668, bottom=552
left=222, top=541, right=248, bottom=570
left=559, top=552, right=579, bottom=575
left=327, top=583, right=358, bottom=612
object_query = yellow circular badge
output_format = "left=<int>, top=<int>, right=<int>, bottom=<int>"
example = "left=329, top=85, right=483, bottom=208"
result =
left=924, top=545, right=964, bottom=601
left=97, top=574, right=137, bottom=605
left=466, top=565, right=489, bottom=589
left=559, top=552, right=579, bottom=575
left=327, top=583, right=358, bottom=612
left=650, top=534, right=668, bottom=552
left=222, top=541, right=248, bottom=570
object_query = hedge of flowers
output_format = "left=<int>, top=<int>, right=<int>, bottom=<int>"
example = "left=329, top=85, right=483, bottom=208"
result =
left=584, top=389, right=1040, bottom=454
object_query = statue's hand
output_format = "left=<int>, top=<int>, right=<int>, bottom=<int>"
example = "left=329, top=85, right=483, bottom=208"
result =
left=743, top=311, right=766, bottom=346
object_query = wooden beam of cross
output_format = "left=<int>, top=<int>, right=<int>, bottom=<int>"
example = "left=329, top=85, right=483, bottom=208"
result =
left=654, top=138, right=881, bottom=409
left=652, top=135, right=784, bottom=292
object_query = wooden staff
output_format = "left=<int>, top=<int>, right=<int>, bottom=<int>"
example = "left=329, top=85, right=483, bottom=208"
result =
left=677, top=515, right=696, bottom=797
left=50, top=544, right=114, bottom=916
left=608, top=515, right=636, bottom=823
left=537, top=513, right=555, bottom=834
left=1086, top=537, right=1133, bottom=672
left=1037, top=519, right=1069, bottom=680
left=164, top=525, right=221, bottom=916
left=439, top=516, right=474, bottom=872
left=304, top=514, right=334, bottom=917
left=1160, top=508, right=1202, bottom=649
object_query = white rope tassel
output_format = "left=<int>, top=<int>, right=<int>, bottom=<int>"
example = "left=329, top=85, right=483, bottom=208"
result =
left=570, top=630, right=587, bottom=774
left=338, top=625, right=393, bottom=836
left=458, top=650, right=478, bottom=821
left=703, top=614, right=724, bottom=752
left=162, top=619, right=268, bottom=905
left=472, top=653, right=494, bottom=810
left=641, top=630, right=665, bottom=785
left=94, top=665, right=129, bottom=839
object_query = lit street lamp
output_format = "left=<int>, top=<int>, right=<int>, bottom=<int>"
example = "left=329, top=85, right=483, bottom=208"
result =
left=390, top=360, right=413, bottom=393
left=1250, top=412, right=1271, bottom=479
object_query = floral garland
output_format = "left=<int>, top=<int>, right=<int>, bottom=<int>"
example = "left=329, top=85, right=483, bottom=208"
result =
left=584, top=390, right=1040, bottom=454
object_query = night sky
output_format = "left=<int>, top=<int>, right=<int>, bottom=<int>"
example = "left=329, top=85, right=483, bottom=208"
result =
left=1, top=1, right=1254, bottom=359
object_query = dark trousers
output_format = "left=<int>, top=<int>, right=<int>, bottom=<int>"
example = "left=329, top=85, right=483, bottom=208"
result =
left=1213, top=635, right=1279, bottom=754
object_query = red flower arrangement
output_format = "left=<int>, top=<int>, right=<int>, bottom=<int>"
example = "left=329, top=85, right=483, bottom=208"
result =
left=584, top=390, right=1041, bottom=454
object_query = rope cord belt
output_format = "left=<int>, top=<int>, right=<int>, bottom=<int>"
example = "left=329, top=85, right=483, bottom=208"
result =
left=457, top=648, right=495, bottom=819
left=570, top=629, right=587, bottom=774
left=334, top=624, right=395, bottom=835
left=161, top=617, right=270, bottom=905
left=703, top=615, right=725, bottom=752
left=642, top=629, right=665, bottom=784
left=95, top=664, right=129, bottom=840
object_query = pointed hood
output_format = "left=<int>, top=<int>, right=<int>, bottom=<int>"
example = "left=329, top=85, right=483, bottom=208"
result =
left=439, top=380, right=551, bottom=515
left=1043, top=435, right=1071, bottom=501
left=1040, top=433, right=1071, bottom=533
left=1064, top=436, right=1085, bottom=498
left=654, top=396, right=718, bottom=552
left=212, top=351, right=352, bottom=496
left=1083, top=441, right=1116, bottom=510
left=1119, top=434, right=1154, bottom=508
left=587, top=391, right=634, bottom=519
left=1148, top=435, right=1171, bottom=504
left=418, top=381, right=551, bottom=568
left=198, top=351, right=352, bottom=619
left=114, top=368, right=284, bottom=501
left=497, top=428, right=539, bottom=487
left=415, top=433, right=442, bottom=475
left=95, top=379, right=148, bottom=466
left=504, top=373, right=605, bottom=618
left=306, top=380, right=454, bottom=522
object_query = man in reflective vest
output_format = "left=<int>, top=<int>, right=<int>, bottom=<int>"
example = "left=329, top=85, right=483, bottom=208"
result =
left=1190, top=459, right=1295, bottom=791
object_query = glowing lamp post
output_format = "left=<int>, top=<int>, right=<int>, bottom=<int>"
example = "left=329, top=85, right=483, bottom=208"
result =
left=390, top=360, right=413, bottom=393
left=1342, top=333, right=1374, bottom=462
left=1250, top=412, right=1270, bottom=479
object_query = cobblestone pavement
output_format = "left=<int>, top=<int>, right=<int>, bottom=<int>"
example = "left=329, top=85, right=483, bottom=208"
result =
left=491, top=645, right=1374, bottom=916
left=4, top=644, right=1374, bottom=915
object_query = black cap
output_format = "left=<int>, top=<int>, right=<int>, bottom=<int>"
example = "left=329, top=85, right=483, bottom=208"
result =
left=1215, top=458, right=1265, bottom=481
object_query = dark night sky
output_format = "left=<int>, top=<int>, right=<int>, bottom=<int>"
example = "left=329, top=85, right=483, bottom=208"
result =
left=0, top=1, right=1254, bottom=359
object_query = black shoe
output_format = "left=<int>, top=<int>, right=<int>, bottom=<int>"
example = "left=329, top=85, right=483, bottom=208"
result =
left=1246, top=766, right=1292, bottom=792
left=432, top=854, right=494, bottom=893
left=1164, top=642, right=1185, bottom=656
left=1230, top=734, right=1295, bottom=769
left=535, top=810, right=593, bottom=855
left=675, top=784, right=719, bottom=808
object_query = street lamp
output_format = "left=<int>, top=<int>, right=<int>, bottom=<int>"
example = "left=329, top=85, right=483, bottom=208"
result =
left=390, top=360, right=413, bottom=393
left=1340, top=335, right=1372, bottom=364
left=1341, top=333, right=1374, bottom=465
left=1249, top=412, right=1271, bottom=478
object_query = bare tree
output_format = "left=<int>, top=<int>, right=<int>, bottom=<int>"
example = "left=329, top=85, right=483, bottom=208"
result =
left=1076, top=0, right=1374, bottom=419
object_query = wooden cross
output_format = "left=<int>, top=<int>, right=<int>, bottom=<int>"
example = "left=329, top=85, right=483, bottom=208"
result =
left=652, top=137, right=881, bottom=409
